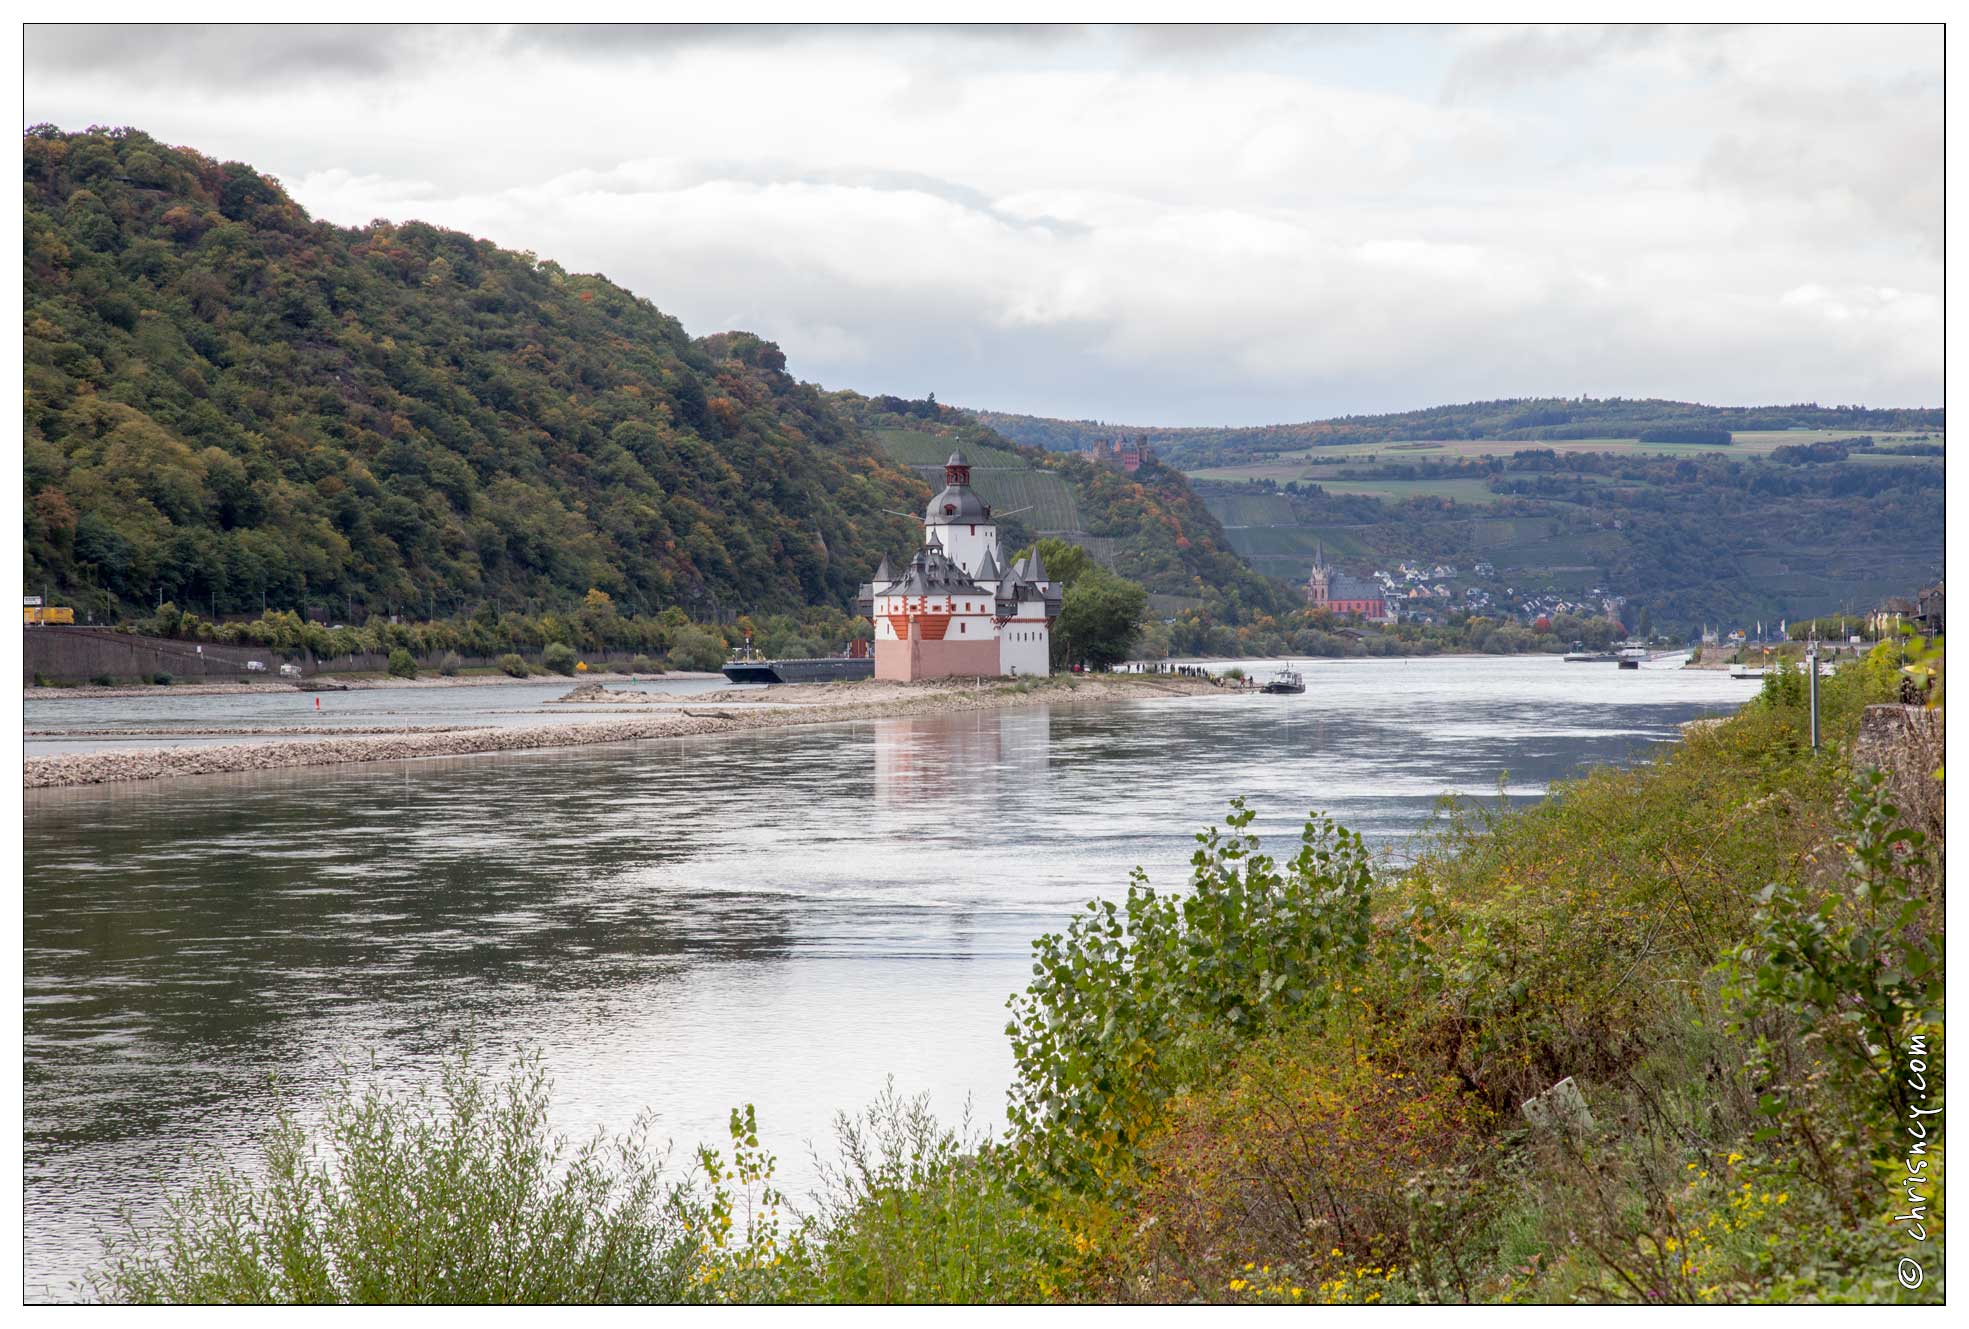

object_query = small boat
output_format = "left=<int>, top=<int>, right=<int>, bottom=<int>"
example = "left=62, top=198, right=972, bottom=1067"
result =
left=1730, top=666, right=1767, bottom=680
left=1261, top=666, right=1305, bottom=694
left=1616, top=646, right=1648, bottom=670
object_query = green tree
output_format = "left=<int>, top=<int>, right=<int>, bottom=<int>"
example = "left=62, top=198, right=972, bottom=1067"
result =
left=1053, top=568, right=1147, bottom=669
left=666, top=626, right=728, bottom=673
left=1013, top=537, right=1094, bottom=588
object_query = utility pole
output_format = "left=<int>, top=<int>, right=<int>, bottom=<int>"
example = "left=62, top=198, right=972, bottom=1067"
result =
left=1807, top=634, right=1821, bottom=753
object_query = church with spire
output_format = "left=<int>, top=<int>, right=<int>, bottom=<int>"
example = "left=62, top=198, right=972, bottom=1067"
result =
left=856, top=450, right=1061, bottom=680
left=1306, top=542, right=1390, bottom=621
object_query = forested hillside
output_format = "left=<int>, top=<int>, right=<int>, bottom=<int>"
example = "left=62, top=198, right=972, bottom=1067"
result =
left=977, top=398, right=1944, bottom=469
left=23, top=126, right=931, bottom=621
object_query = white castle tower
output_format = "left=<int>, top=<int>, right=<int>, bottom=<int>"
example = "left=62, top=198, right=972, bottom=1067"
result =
left=857, top=450, right=1061, bottom=680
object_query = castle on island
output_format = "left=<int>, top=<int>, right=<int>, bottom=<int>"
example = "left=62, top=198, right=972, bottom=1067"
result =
left=857, top=451, right=1061, bottom=680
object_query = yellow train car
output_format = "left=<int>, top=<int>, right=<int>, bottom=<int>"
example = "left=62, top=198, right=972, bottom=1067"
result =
left=23, top=606, right=75, bottom=624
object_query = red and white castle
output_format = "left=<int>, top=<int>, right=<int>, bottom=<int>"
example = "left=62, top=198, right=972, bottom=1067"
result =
left=856, top=451, right=1061, bottom=680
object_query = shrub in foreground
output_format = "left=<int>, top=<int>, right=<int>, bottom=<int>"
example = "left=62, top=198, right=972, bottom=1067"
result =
left=88, top=1053, right=696, bottom=1304
left=497, top=653, right=529, bottom=678
left=542, top=642, right=577, bottom=675
left=386, top=648, right=417, bottom=679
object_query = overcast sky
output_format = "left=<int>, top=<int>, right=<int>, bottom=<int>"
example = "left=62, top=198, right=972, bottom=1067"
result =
left=25, top=23, right=1943, bottom=425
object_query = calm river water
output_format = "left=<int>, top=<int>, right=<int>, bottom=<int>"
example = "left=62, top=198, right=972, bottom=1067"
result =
left=22, top=655, right=1757, bottom=1298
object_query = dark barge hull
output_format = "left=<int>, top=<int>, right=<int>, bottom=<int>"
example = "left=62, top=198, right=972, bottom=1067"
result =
left=721, top=656, right=876, bottom=685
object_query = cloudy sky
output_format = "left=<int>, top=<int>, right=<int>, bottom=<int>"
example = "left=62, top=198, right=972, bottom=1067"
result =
left=25, top=23, right=1943, bottom=425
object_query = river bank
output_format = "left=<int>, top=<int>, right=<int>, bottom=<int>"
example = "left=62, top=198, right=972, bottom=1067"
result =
left=22, top=669, right=714, bottom=702
left=22, top=673, right=1227, bottom=790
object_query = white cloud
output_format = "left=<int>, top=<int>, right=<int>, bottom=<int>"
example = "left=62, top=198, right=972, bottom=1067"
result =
left=23, top=22, right=1941, bottom=423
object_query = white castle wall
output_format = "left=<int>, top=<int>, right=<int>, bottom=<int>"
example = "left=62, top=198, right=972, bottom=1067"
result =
left=998, top=599, right=1052, bottom=677
left=928, top=521, right=1001, bottom=580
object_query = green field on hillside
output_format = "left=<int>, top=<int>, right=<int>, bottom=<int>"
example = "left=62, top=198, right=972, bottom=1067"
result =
left=874, top=429, right=1084, bottom=531
left=1309, top=476, right=1503, bottom=505
left=874, top=428, right=1028, bottom=469
left=1187, top=429, right=1942, bottom=477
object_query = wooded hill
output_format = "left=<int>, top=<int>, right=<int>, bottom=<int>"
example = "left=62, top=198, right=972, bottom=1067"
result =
left=976, top=398, right=1945, bottom=470
left=24, top=125, right=937, bottom=622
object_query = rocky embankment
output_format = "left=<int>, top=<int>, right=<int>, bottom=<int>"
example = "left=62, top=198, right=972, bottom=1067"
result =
left=23, top=674, right=1227, bottom=790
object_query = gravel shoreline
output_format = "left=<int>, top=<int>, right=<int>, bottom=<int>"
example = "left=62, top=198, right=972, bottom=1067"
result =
left=22, top=670, right=716, bottom=702
left=23, top=675, right=1227, bottom=790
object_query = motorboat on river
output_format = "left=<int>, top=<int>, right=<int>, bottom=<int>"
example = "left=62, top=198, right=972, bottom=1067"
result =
left=1261, top=666, right=1306, bottom=694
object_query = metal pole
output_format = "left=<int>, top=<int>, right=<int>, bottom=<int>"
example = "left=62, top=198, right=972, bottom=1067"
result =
left=1807, top=638, right=1820, bottom=753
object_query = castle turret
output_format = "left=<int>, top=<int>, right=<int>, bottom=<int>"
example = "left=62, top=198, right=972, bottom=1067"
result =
left=923, top=450, right=998, bottom=577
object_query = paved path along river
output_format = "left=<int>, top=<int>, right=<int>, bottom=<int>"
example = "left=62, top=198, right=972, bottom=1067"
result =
left=22, top=654, right=1759, bottom=1299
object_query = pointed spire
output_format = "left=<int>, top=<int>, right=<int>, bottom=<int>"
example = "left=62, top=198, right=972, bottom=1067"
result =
left=874, top=553, right=894, bottom=583
left=1026, top=543, right=1048, bottom=584
left=975, top=546, right=999, bottom=582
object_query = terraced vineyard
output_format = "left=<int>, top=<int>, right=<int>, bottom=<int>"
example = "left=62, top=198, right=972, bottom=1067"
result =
left=874, top=428, right=1084, bottom=531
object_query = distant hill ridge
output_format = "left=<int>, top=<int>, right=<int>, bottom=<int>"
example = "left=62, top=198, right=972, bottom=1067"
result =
left=973, top=398, right=1945, bottom=470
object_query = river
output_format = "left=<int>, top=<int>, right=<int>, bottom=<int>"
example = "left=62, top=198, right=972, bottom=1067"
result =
left=21, top=654, right=1758, bottom=1299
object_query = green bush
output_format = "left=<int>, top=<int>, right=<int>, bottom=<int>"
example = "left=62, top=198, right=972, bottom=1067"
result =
left=666, top=627, right=728, bottom=674
left=88, top=1052, right=698, bottom=1304
left=542, top=642, right=577, bottom=675
left=1726, top=771, right=1942, bottom=1149
left=386, top=648, right=417, bottom=679
left=497, top=653, right=529, bottom=678
left=90, top=673, right=115, bottom=687
left=785, top=1083, right=1072, bottom=1304
left=631, top=654, right=658, bottom=675
left=1006, top=798, right=1375, bottom=1191
left=151, top=672, right=172, bottom=686
left=437, top=651, right=463, bottom=677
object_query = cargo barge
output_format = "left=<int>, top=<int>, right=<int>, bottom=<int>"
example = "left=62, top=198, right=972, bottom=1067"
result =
left=722, top=641, right=875, bottom=685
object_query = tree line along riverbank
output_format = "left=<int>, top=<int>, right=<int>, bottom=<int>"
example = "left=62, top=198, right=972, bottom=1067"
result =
left=85, top=638, right=1943, bottom=1304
